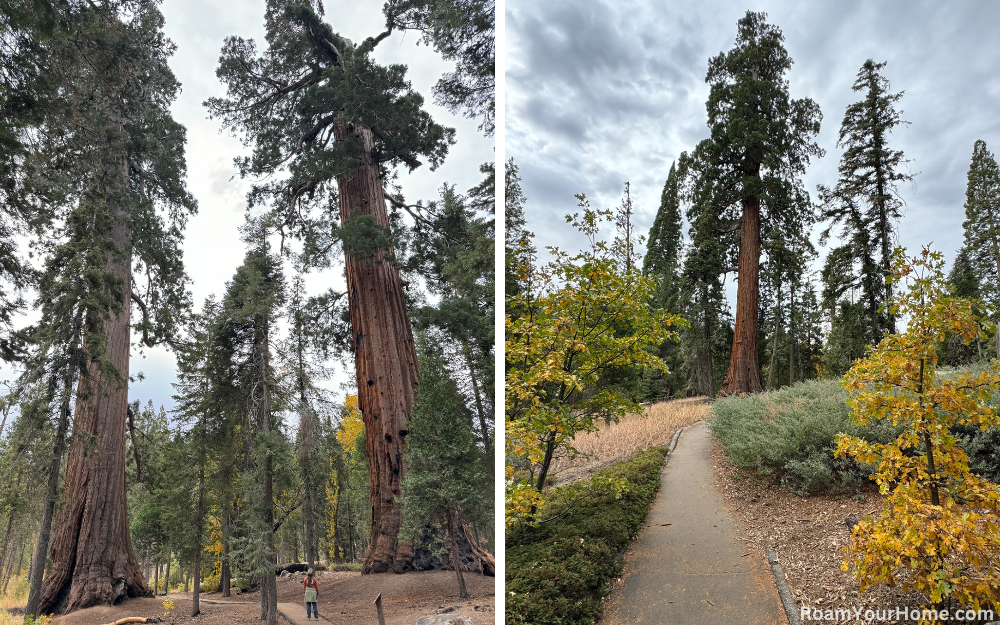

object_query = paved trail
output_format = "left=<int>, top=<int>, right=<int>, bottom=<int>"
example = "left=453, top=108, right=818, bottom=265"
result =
left=601, top=422, right=786, bottom=625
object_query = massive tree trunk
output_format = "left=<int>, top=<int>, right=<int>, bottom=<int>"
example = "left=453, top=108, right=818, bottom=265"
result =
left=333, top=120, right=419, bottom=575
left=38, top=179, right=152, bottom=614
left=722, top=189, right=763, bottom=395
left=38, top=156, right=149, bottom=613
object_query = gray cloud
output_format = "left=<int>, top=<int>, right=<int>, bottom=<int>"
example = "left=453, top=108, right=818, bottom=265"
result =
left=507, top=0, right=1000, bottom=280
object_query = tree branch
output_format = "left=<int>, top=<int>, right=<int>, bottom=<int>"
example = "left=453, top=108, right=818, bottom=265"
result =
left=131, top=291, right=156, bottom=349
left=127, top=404, right=144, bottom=484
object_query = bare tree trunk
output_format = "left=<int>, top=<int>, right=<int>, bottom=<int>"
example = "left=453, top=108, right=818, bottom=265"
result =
left=26, top=357, right=78, bottom=620
left=153, top=562, right=159, bottom=597
left=459, top=523, right=495, bottom=576
left=702, top=287, right=715, bottom=399
left=333, top=120, right=419, bottom=575
left=767, top=285, right=781, bottom=391
left=163, top=552, right=170, bottom=595
left=39, top=159, right=151, bottom=613
left=445, top=509, right=468, bottom=600
left=463, top=346, right=493, bottom=474
left=221, top=514, right=231, bottom=597
left=789, top=283, right=796, bottom=386
left=722, top=189, right=763, bottom=395
left=0, top=516, right=13, bottom=581
left=192, top=467, right=204, bottom=616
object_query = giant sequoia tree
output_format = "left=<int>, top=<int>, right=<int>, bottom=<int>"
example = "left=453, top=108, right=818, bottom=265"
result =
left=10, top=0, right=197, bottom=614
left=695, top=12, right=821, bottom=395
left=206, top=0, right=454, bottom=573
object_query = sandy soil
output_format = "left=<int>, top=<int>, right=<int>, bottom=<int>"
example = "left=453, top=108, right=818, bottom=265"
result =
left=32, top=569, right=494, bottom=625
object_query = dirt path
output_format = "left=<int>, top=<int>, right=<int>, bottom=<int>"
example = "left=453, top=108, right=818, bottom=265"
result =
left=601, top=422, right=786, bottom=625
left=41, top=569, right=493, bottom=624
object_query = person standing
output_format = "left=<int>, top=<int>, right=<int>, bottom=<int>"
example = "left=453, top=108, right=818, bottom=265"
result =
left=303, top=569, right=320, bottom=620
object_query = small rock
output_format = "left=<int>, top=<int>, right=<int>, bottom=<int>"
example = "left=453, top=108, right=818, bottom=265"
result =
left=435, top=606, right=458, bottom=614
left=415, top=615, right=474, bottom=625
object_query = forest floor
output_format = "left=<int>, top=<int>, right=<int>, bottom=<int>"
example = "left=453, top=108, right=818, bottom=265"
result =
left=711, top=441, right=933, bottom=624
left=7, top=569, right=494, bottom=625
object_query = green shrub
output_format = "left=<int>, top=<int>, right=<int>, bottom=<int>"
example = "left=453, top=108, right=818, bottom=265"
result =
left=951, top=367, right=1000, bottom=483
left=709, top=379, right=902, bottom=495
left=201, top=570, right=220, bottom=593
left=505, top=446, right=668, bottom=625
left=329, top=562, right=362, bottom=572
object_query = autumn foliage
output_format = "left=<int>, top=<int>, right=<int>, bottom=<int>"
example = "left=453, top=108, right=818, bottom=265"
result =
left=836, top=247, right=1000, bottom=613
left=505, top=203, right=685, bottom=525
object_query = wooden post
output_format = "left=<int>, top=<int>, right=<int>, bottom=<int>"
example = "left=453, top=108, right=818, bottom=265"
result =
left=374, top=592, right=386, bottom=625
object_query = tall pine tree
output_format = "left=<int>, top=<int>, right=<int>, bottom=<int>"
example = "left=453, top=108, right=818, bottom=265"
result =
left=961, top=139, right=1000, bottom=356
left=642, top=162, right=684, bottom=399
left=819, top=59, right=910, bottom=345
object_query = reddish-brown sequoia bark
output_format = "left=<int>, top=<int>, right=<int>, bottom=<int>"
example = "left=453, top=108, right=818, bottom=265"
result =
left=38, top=192, right=152, bottom=614
left=721, top=189, right=764, bottom=395
left=334, top=120, right=419, bottom=574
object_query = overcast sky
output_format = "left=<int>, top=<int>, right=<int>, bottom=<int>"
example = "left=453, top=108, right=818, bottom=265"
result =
left=505, top=0, right=1000, bottom=300
left=122, top=0, right=492, bottom=412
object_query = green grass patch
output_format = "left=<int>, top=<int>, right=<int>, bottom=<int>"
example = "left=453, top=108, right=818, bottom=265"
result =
left=505, top=446, right=669, bottom=625
left=709, top=379, right=903, bottom=495
left=328, top=562, right=362, bottom=572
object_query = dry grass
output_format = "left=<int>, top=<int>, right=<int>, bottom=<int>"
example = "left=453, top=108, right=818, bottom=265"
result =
left=0, top=575, right=29, bottom=624
left=549, top=397, right=710, bottom=485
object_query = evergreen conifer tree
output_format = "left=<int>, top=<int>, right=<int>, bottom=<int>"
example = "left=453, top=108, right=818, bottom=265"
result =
left=642, top=162, right=685, bottom=399
left=961, top=139, right=1000, bottom=356
left=26, top=0, right=197, bottom=614
left=818, top=59, right=911, bottom=341
left=407, top=185, right=494, bottom=464
left=207, top=0, right=454, bottom=573
left=401, top=333, right=492, bottom=598
left=387, top=0, right=495, bottom=135
left=679, top=156, right=732, bottom=398
left=695, top=11, right=822, bottom=394
left=211, top=223, right=286, bottom=625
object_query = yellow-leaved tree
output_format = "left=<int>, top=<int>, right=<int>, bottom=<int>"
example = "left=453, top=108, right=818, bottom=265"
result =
left=505, top=199, right=685, bottom=526
left=836, top=247, right=1000, bottom=614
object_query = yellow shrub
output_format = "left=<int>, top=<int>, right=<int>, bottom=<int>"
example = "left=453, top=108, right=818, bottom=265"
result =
left=837, top=248, right=1000, bottom=618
